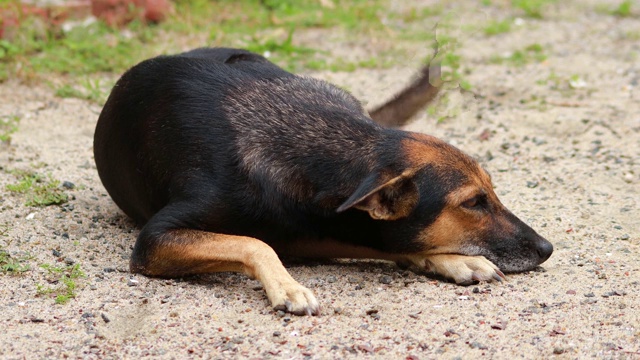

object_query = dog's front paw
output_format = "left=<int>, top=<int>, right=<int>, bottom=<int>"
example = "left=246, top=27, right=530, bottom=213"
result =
left=411, top=254, right=506, bottom=285
left=266, top=279, right=320, bottom=316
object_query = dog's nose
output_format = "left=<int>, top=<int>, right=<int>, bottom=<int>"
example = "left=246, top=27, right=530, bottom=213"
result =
left=536, top=239, right=553, bottom=262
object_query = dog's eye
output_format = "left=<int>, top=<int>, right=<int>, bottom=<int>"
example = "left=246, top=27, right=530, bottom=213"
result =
left=461, top=195, right=485, bottom=210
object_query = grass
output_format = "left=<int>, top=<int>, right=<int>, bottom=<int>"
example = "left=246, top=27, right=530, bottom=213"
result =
left=55, top=78, right=111, bottom=104
left=484, top=19, right=512, bottom=36
left=0, top=0, right=394, bottom=81
left=37, top=263, right=85, bottom=304
left=0, top=115, right=20, bottom=143
left=611, top=1, right=633, bottom=17
left=6, top=170, right=69, bottom=206
left=511, top=0, right=555, bottom=18
left=490, top=43, right=547, bottom=66
left=0, top=248, right=31, bottom=274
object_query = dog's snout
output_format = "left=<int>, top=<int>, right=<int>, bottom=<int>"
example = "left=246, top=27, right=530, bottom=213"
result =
left=536, top=238, right=553, bottom=262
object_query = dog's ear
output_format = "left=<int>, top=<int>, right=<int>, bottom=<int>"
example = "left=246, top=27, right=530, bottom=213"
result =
left=337, top=170, right=419, bottom=220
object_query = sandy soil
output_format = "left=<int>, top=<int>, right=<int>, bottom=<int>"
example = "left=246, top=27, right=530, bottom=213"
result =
left=1, top=1, right=639, bottom=359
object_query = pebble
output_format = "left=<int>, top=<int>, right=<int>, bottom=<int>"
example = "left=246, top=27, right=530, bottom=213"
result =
left=101, top=313, right=111, bottom=323
left=470, top=341, right=488, bottom=349
left=127, top=278, right=139, bottom=286
left=62, top=181, right=75, bottom=189
left=366, top=309, right=378, bottom=316
left=326, top=275, right=337, bottom=283
left=379, top=275, right=393, bottom=284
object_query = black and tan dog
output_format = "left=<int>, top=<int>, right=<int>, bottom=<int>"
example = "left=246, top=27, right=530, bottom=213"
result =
left=94, top=47, right=552, bottom=316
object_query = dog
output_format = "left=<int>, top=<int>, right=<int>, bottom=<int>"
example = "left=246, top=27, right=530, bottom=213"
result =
left=94, top=47, right=553, bottom=316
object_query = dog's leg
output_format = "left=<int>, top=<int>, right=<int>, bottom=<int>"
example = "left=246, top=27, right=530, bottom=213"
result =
left=131, top=228, right=320, bottom=315
left=408, top=254, right=506, bottom=285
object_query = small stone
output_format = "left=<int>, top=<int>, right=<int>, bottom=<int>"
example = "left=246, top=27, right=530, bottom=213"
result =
left=470, top=341, right=488, bottom=349
left=62, top=181, right=75, bottom=189
left=526, top=181, right=539, bottom=188
left=101, top=313, right=111, bottom=323
left=273, top=331, right=281, bottom=337
left=553, top=347, right=564, bottom=354
left=52, top=249, right=62, bottom=257
left=326, top=275, right=337, bottom=283
left=366, top=309, right=378, bottom=316
left=620, top=234, right=630, bottom=240
left=379, top=275, right=393, bottom=284
left=584, top=292, right=595, bottom=297
left=127, top=278, right=139, bottom=286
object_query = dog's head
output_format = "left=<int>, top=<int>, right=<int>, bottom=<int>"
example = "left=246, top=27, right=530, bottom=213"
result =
left=337, top=132, right=552, bottom=273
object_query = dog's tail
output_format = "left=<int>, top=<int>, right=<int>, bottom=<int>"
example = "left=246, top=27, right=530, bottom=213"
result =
left=368, top=61, right=442, bottom=128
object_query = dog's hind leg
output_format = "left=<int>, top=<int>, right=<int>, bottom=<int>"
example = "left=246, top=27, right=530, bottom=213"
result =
left=130, top=215, right=320, bottom=316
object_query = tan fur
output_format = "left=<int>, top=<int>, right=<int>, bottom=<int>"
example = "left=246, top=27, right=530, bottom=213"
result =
left=141, top=230, right=320, bottom=315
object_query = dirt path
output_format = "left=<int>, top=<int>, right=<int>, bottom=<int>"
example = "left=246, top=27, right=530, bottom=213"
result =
left=1, top=1, right=639, bottom=359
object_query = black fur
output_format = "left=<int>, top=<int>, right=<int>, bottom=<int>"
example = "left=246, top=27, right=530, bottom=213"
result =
left=94, top=47, right=552, bottom=277
left=94, top=48, right=457, bottom=266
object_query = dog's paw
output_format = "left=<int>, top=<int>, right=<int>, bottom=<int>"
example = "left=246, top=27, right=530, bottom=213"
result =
left=411, top=254, right=506, bottom=285
left=266, top=280, right=320, bottom=316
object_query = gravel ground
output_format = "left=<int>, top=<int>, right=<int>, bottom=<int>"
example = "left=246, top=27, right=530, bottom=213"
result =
left=1, top=1, right=639, bottom=359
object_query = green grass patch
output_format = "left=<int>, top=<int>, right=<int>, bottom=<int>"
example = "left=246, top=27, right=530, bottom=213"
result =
left=37, top=263, right=85, bottom=304
left=612, top=1, right=633, bottom=17
left=1, top=0, right=388, bottom=82
left=490, top=43, right=547, bottom=66
left=0, top=248, right=31, bottom=274
left=6, top=170, right=69, bottom=206
left=55, top=78, right=111, bottom=104
left=511, top=0, right=555, bottom=18
left=0, top=115, right=20, bottom=143
left=484, top=19, right=512, bottom=36
left=395, top=5, right=444, bottom=23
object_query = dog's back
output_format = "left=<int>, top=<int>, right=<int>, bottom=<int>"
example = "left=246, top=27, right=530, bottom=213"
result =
left=95, top=48, right=385, bottom=226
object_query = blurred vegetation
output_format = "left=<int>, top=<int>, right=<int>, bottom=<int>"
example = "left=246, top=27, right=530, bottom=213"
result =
left=0, top=0, right=394, bottom=82
left=0, top=0, right=630, bottom=104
